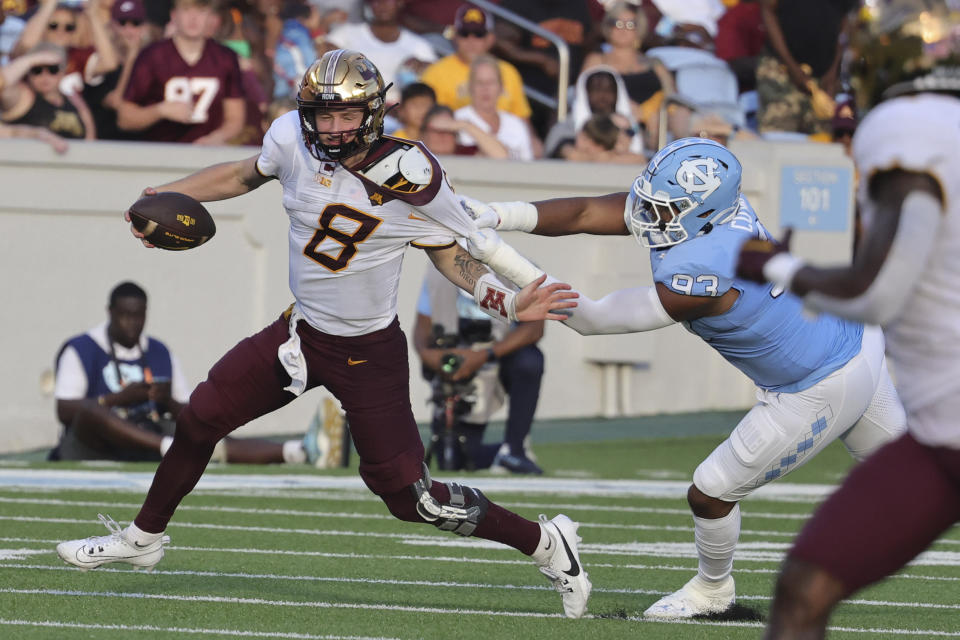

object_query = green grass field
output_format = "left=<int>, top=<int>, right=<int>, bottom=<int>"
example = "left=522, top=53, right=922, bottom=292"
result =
left=1, top=417, right=958, bottom=639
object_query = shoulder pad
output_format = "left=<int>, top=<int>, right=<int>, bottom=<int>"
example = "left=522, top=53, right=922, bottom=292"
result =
left=357, top=137, right=439, bottom=195
left=398, top=146, right=433, bottom=185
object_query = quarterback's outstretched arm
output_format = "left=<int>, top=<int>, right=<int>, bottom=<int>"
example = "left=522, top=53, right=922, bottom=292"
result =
left=752, top=170, right=943, bottom=324
left=463, top=193, right=632, bottom=236
left=126, top=155, right=274, bottom=247
left=426, top=243, right=577, bottom=323
left=152, top=154, right=273, bottom=202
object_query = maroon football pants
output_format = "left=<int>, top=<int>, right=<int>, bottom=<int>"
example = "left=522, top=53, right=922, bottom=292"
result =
left=789, top=431, right=960, bottom=594
left=135, top=314, right=540, bottom=553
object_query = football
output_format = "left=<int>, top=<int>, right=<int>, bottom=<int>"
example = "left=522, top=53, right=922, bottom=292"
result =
left=127, top=192, right=216, bottom=251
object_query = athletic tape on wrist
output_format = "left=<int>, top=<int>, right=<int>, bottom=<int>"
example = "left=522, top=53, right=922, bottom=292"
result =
left=483, top=240, right=544, bottom=288
left=494, top=201, right=538, bottom=232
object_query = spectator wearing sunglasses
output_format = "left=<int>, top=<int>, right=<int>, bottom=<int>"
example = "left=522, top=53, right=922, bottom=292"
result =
left=0, top=42, right=95, bottom=139
left=12, top=0, right=119, bottom=97
left=421, top=5, right=532, bottom=122
left=582, top=1, right=674, bottom=152
left=81, top=0, right=151, bottom=140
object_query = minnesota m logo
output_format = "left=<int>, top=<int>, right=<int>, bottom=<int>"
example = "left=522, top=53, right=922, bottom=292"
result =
left=479, top=286, right=508, bottom=318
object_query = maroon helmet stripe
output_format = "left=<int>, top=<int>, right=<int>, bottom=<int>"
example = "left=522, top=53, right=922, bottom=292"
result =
left=325, top=50, right=343, bottom=87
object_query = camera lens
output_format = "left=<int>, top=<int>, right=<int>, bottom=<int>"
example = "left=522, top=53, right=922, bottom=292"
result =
left=440, top=353, right=462, bottom=375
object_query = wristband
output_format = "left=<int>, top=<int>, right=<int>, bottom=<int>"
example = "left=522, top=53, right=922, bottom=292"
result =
left=763, top=252, right=806, bottom=290
left=473, top=273, right=517, bottom=322
left=491, top=201, right=539, bottom=232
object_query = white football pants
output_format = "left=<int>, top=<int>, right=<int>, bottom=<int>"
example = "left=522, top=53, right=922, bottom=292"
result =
left=694, top=325, right=907, bottom=502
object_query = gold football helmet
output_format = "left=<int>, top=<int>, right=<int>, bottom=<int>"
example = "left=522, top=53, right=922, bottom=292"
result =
left=850, top=0, right=960, bottom=109
left=297, top=49, right=389, bottom=161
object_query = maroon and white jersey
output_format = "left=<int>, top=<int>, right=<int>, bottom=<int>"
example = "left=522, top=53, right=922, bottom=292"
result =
left=853, top=94, right=960, bottom=446
left=124, top=39, right=243, bottom=143
left=256, top=111, right=478, bottom=336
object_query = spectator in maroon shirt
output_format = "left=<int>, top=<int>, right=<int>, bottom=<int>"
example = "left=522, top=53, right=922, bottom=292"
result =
left=118, top=0, right=245, bottom=144
left=714, top=0, right=764, bottom=92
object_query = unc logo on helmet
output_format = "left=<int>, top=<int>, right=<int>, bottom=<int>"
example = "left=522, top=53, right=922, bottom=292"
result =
left=626, top=137, right=742, bottom=248
left=297, top=49, right=390, bottom=161
left=676, top=157, right=721, bottom=198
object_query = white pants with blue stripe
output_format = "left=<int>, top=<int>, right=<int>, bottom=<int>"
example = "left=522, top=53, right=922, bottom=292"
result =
left=694, top=325, right=906, bottom=502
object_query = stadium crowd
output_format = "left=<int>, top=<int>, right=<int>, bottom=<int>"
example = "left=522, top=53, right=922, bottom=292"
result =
left=0, top=0, right=861, bottom=158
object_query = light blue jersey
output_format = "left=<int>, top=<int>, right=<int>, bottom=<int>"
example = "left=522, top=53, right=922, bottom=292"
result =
left=650, top=196, right=863, bottom=393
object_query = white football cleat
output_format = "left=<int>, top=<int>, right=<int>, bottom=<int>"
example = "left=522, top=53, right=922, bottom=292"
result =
left=56, top=514, right=170, bottom=572
left=643, top=574, right=735, bottom=619
left=537, top=514, right=592, bottom=619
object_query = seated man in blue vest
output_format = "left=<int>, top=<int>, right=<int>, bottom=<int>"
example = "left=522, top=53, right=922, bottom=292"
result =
left=50, top=281, right=334, bottom=465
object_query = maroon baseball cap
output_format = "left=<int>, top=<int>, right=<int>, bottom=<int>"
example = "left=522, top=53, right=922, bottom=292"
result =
left=111, top=0, right=146, bottom=23
left=454, top=5, right=493, bottom=36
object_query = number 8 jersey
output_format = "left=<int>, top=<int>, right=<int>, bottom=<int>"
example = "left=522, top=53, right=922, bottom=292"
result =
left=650, top=195, right=864, bottom=392
left=256, top=110, right=478, bottom=336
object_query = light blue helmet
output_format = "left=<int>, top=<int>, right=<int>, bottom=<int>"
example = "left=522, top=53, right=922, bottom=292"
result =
left=626, top=137, right=742, bottom=248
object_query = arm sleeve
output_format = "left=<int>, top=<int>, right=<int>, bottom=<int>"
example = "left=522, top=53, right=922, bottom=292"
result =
left=562, top=285, right=676, bottom=335
left=53, top=345, right=89, bottom=400
left=804, top=191, right=941, bottom=325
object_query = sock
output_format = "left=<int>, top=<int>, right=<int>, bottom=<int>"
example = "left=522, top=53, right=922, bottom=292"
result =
left=529, top=521, right=554, bottom=565
left=124, top=521, right=163, bottom=545
left=282, top=439, right=307, bottom=464
left=693, top=503, right=741, bottom=583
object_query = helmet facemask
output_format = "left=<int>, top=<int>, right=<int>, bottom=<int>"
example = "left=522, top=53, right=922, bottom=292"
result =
left=297, top=99, right=382, bottom=161
left=297, top=49, right=389, bottom=162
left=627, top=178, right=697, bottom=248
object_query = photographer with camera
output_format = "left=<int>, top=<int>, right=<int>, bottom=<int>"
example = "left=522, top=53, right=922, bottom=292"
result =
left=51, top=281, right=319, bottom=465
left=413, top=264, right=546, bottom=474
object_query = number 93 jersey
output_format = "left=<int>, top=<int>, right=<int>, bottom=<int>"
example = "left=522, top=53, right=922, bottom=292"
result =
left=256, top=111, right=478, bottom=336
left=650, top=195, right=864, bottom=393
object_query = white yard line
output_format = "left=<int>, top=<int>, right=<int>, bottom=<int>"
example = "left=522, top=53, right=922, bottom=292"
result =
left=0, top=620, right=396, bottom=640
left=0, top=468, right=837, bottom=501
left=2, top=590, right=960, bottom=636
left=2, top=513, right=959, bottom=566
left=4, top=562, right=960, bottom=609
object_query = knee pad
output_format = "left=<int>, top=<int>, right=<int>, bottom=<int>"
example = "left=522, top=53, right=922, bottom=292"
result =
left=693, top=453, right=733, bottom=500
left=410, top=464, right=489, bottom=536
